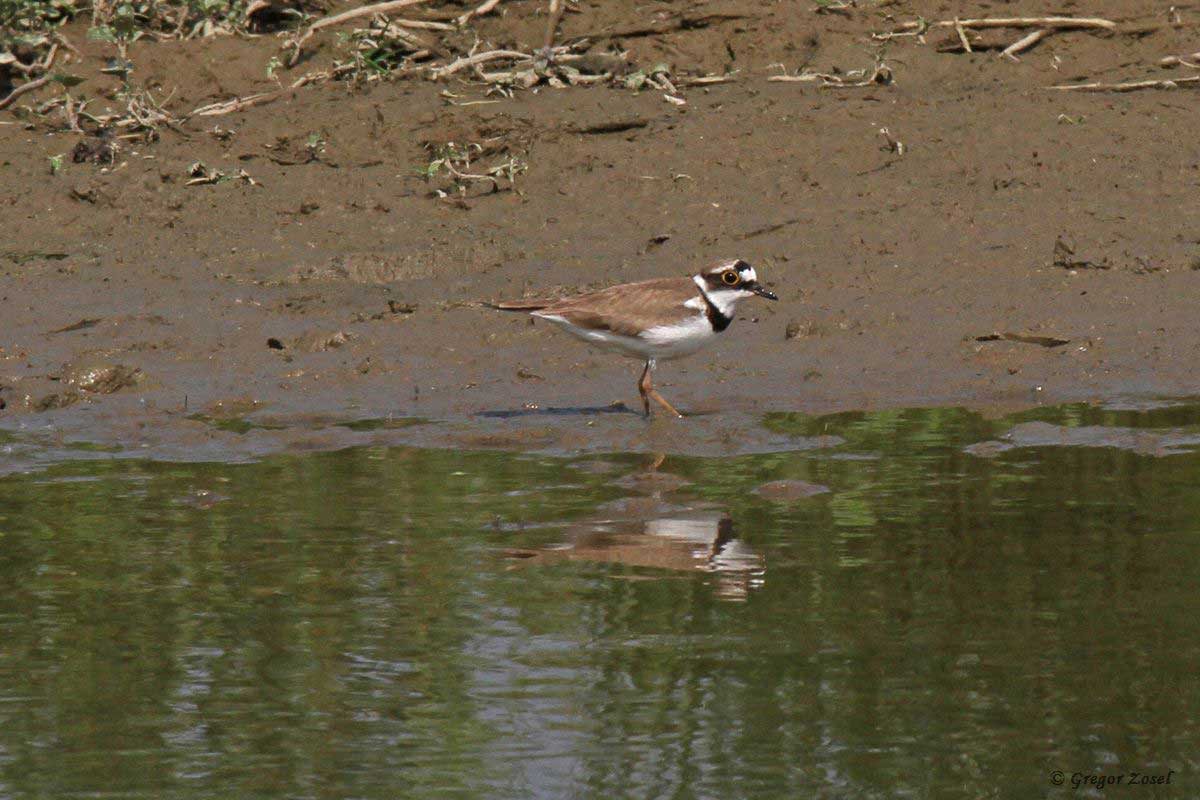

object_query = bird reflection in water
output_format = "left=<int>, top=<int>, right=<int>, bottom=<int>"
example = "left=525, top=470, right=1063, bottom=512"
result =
left=505, top=498, right=765, bottom=601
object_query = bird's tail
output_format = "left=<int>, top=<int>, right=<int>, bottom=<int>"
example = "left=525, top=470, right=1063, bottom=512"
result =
left=485, top=299, right=554, bottom=311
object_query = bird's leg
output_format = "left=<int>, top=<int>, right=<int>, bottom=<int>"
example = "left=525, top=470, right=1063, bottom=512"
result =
left=650, top=388, right=685, bottom=418
left=638, top=359, right=684, bottom=418
left=638, top=360, right=653, bottom=418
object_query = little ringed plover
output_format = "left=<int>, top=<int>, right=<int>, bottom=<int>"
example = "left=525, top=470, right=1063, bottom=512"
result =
left=492, top=259, right=777, bottom=417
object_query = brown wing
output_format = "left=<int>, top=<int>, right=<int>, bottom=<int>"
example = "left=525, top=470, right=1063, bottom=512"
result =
left=488, top=299, right=555, bottom=311
left=537, top=277, right=700, bottom=337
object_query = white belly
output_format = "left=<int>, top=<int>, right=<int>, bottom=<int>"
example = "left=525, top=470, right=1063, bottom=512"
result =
left=534, top=312, right=717, bottom=361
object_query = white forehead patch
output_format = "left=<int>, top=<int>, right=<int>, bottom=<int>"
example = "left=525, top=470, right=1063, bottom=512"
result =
left=709, top=259, right=756, bottom=281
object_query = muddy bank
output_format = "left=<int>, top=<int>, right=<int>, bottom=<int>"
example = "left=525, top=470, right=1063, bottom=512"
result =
left=3, top=1, right=1200, bottom=459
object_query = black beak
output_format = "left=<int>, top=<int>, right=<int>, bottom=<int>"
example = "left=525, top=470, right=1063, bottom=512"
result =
left=747, top=281, right=778, bottom=301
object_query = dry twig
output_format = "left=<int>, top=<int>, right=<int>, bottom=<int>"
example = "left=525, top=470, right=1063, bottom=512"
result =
left=190, top=67, right=349, bottom=116
left=543, top=0, right=565, bottom=50
left=1001, top=29, right=1050, bottom=59
left=871, top=19, right=928, bottom=41
left=392, top=18, right=454, bottom=31
left=954, top=19, right=972, bottom=53
left=5, top=42, right=59, bottom=76
left=680, top=74, right=738, bottom=86
left=354, top=19, right=436, bottom=55
left=902, top=16, right=1116, bottom=31
left=768, top=62, right=892, bottom=87
left=422, top=140, right=525, bottom=197
left=455, top=0, right=503, bottom=26
left=588, top=12, right=749, bottom=40
left=1160, top=52, right=1200, bottom=68
left=0, top=74, right=54, bottom=110
left=243, top=0, right=270, bottom=21
left=1047, top=75, right=1200, bottom=92
left=431, top=49, right=532, bottom=77
left=0, top=44, right=62, bottom=111
left=288, top=0, right=435, bottom=66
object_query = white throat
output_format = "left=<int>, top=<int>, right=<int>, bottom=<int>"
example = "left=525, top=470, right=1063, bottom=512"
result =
left=692, top=274, right=746, bottom=318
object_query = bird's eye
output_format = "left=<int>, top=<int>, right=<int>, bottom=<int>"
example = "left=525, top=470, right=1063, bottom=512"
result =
left=722, top=271, right=739, bottom=286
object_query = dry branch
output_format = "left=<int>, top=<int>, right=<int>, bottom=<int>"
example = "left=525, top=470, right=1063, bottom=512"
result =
left=1047, top=75, right=1200, bottom=92
left=288, top=0, right=435, bottom=66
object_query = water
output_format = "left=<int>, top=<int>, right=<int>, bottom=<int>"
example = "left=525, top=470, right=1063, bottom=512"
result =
left=1, top=403, right=1198, bottom=799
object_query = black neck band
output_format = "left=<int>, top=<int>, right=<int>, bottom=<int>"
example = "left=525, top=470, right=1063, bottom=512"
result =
left=698, top=288, right=733, bottom=332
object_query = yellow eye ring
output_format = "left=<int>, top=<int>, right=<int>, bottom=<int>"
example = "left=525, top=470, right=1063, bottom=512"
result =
left=722, top=271, right=739, bottom=286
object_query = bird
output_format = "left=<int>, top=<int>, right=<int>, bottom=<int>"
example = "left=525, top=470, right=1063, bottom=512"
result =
left=491, top=259, right=778, bottom=417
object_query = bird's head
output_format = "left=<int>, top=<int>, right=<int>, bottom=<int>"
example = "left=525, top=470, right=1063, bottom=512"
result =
left=695, top=259, right=778, bottom=303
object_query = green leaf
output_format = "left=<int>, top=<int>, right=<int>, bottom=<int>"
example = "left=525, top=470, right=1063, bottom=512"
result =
left=51, top=72, right=85, bottom=87
left=87, top=25, right=117, bottom=42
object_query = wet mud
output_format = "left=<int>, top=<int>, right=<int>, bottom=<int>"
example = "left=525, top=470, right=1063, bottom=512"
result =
left=3, top=0, right=1199, bottom=460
